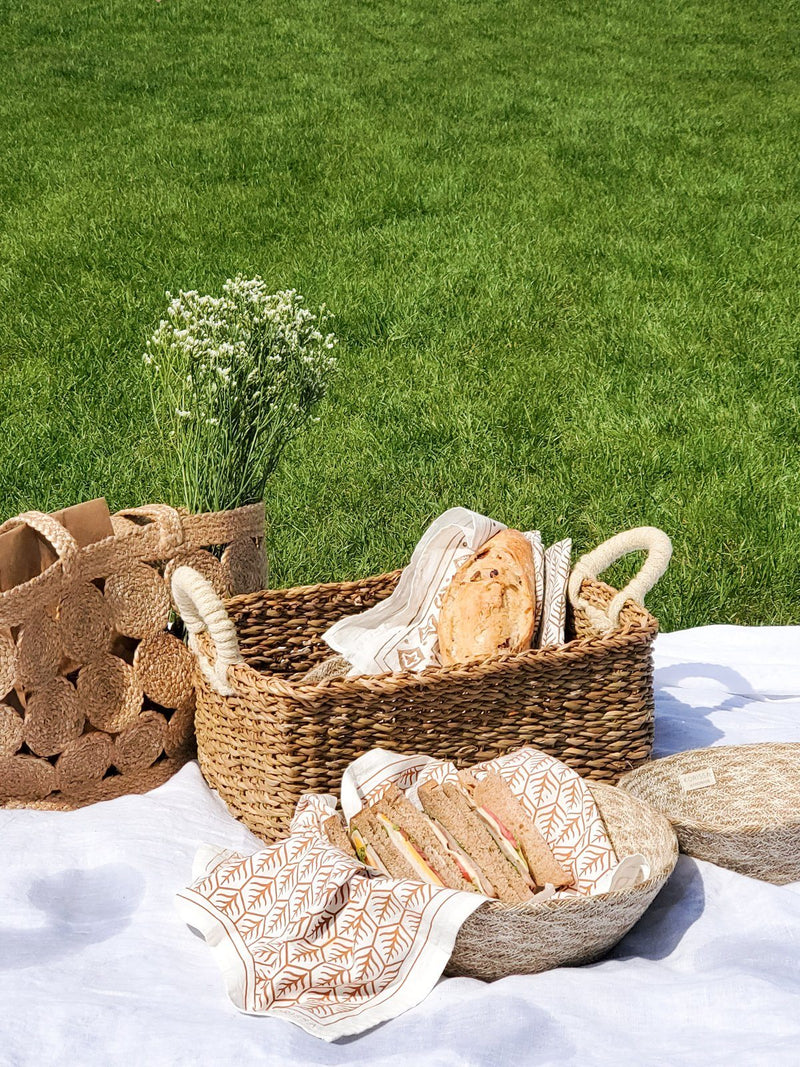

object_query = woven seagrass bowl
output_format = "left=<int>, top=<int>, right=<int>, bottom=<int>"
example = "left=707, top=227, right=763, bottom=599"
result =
left=617, top=743, right=800, bottom=885
left=446, top=782, right=679, bottom=980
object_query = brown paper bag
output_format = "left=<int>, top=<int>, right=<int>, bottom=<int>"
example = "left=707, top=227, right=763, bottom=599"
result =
left=0, top=499, right=114, bottom=593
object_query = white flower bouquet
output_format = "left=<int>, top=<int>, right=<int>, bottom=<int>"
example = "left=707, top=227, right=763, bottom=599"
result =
left=144, top=276, right=337, bottom=514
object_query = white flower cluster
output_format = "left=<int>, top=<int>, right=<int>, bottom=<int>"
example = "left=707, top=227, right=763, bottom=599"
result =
left=144, top=276, right=338, bottom=512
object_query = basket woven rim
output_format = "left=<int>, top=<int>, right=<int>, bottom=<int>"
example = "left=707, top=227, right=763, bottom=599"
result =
left=222, top=574, right=658, bottom=695
left=473, top=865, right=674, bottom=918
left=618, top=743, right=800, bottom=837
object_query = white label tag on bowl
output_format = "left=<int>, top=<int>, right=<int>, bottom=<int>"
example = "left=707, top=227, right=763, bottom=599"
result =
left=679, top=767, right=716, bottom=792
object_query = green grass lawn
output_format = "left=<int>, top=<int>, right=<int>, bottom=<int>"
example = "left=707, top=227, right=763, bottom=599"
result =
left=1, top=0, right=798, bottom=631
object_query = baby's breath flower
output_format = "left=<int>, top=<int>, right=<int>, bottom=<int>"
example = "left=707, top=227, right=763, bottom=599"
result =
left=144, top=275, right=337, bottom=512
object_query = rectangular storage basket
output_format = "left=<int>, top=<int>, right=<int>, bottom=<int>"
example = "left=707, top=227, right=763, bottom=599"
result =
left=174, top=528, right=669, bottom=843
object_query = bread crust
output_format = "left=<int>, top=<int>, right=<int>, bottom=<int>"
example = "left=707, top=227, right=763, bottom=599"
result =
left=323, top=814, right=357, bottom=858
left=437, top=530, right=537, bottom=666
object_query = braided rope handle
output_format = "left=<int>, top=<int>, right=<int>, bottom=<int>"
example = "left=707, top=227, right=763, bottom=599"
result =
left=0, top=510, right=81, bottom=586
left=113, top=503, right=186, bottom=556
left=170, top=565, right=243, bottom=695
left=567, top=526, right=672, bottom=632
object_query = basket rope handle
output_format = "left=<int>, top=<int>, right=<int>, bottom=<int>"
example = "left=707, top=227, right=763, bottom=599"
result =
left=171, top=565, right=243, bottom=696
left=113, top=503, right=185, bottom=555
left=0, top=510, right=81, bottom=586
left=567, top=526, right=672, bottom=632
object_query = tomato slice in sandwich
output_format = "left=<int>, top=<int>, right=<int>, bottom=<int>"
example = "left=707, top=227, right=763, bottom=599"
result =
left=474, top=806, right=536, bottom=887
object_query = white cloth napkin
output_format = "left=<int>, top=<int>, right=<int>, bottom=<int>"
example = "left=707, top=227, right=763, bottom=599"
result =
left=324, top=509, right=573, bottom=676
left=324, top=507, right=504, bottom=675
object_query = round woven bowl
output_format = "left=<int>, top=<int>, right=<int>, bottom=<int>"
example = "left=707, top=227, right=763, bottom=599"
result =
left=617, top=743, right=800, bottom=885
left=445, top=782, right=678, bottom=979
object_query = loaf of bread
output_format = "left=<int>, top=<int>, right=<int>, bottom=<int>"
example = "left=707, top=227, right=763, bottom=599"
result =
left=437, top=530, right=536, bottom=666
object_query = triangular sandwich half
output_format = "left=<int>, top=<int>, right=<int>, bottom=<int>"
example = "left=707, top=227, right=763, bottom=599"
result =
left=417, top=779, right=534, bottom=902
left=322, top=814, right=358, bottom=859
left=349, top=784, right=480, bottom=892
left=459, top=771, right=574, bottom=889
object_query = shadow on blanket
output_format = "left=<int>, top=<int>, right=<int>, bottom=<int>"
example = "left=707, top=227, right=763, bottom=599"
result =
left=0, top=863, right=145, bottom=970
left=653, top=663, right=766, bottom=754
left=607, top=857, right=704, bottom=962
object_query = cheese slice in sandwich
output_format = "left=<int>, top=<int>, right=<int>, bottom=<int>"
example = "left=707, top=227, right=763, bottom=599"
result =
left=348, top=809, right=398, bottom=877
left=349, top=784, right=480, bottom=892
left=460, top=771, right=574, bottom=890
left=418, top=779, right=533, bottom=903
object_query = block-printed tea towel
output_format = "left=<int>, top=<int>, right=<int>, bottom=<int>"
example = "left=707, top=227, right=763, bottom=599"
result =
left=177, top=748, right=648, bottom=1040
left=176, top=793, right=482, bottom=1041
left=323, top=507, right=504, bottom=675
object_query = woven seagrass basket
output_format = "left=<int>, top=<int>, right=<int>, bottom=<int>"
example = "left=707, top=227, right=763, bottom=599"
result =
left=172, top=527, right=671, bottom=843
left=0, top=502, right=265, bottom=810
left=618, top=743, right=800, bottom=885
left=447, top=781, right=678, bottom=979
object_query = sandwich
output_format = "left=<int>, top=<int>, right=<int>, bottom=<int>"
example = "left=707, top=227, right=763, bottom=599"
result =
left=322, top=814, right=358, bottom=858
left=417, top=778, right=531, bottom=901
left=458, top=771, right=573, bottom=890
left=342, top=775, right=573, bottom=902
left=349, top=784, right=483, bottom=892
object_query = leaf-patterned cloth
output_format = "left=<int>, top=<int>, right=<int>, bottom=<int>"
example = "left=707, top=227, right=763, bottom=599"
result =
left=177, top=749, right=641, bottom=1040
left=175, top=793, right=483, bottom=1041
left=539, top=538, right=572, bottom=648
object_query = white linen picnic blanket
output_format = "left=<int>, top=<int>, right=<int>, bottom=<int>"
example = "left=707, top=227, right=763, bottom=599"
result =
left=2, top=625, right=800, bottom=1064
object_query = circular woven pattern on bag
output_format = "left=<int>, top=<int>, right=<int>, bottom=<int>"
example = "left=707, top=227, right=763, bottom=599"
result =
left=58, top=582, right=112, bottom=662
left=164, top=696, right=196, bottom=759
left=77, top=654, right=143, bottom=733
left=0, top=754, right=56, bottom=801
left=0, top=632, right=17, bottom=699
left=24, top=677, right=85, bottom=758
left=16, top=610, right=62, bottom=691
left=0, top=703, right=24, bottom=756
left=133, top=632, right=194, bottom=708
left=220, top=537, right=266, bottom=596
left=103, top=562, right=171, bottom=640
left=113, top=711, right=167, bottom=774
left=55, top=731, right=114, bottom=793
left=165, top=549, right=226, bottom=606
